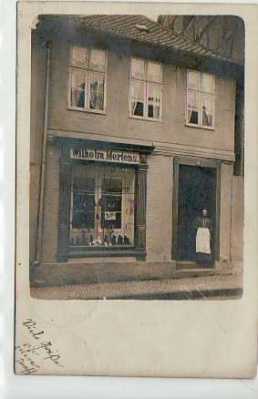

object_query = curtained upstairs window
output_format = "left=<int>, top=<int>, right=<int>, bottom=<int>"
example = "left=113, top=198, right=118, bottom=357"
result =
left=69, top=46, right=107, bottom=113
left=186, top=70, right=215, bottom=129
left=130, top=58, right=162, bottom=121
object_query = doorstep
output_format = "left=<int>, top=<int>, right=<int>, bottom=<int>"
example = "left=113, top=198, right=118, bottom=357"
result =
left=175, top=260, right=215, bottom=278
left=173, top=269, right=215, bottom=279
left=176, top=260, right=215, bottom=271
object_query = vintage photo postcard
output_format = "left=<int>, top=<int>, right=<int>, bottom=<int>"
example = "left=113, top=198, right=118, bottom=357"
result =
left=15, top=1, right=258, bottom=378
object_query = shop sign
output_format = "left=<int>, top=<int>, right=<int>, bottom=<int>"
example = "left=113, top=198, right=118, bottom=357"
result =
left=70, top=148, right=140, bottom=164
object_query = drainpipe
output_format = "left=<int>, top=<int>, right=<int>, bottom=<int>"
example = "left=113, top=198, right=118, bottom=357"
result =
left=32, top=40, right=52, bottom=266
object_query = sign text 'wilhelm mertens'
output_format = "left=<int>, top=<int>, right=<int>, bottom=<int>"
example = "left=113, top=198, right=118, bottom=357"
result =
left=70, top=148, right=140, bottom=164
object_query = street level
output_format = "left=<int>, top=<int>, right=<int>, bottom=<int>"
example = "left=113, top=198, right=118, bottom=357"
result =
left=31, top=263, right=242, bottom=300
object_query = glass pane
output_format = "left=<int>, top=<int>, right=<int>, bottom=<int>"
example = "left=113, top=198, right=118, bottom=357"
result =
left=201, top=73, right=214, bottom=93
left=122, top=192, right=134, bottom=245
left=131, top=58, right=145, bottom=80
left=131, top=80, right=144, bottom=116
left=123, top=169, right=135, bottom=195
left=131, top=80, right=144, bottom=100
left=71, top=46, right=88, bottom=68
left=70, top=70, right=86, bottom=108
left=71, top=169, right=96, bottom=246
left=188, top=70, right=200, bottom=91
left=90, top=50, right=106, bottom=72
left=187, top=91, right=199, bottom=124
left=71, top=164, right=135, bottom=247
left=101, top=179, right=122, bottom=230
left=147, top=83, right=161, bottom=119
left=71, top=177, right=95, bottom=236
left=89, top=72, right=105, bottom=111
left=73, top=175, right=95, bottom=193
left=102, top=178, right=122, bottom=194
left=201, top=94, right=214, bottom=126
left=147, top=62, right=162, bottom=83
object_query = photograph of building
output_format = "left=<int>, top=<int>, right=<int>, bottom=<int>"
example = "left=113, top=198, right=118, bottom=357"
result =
left=29, top=14, right=244, bottom=300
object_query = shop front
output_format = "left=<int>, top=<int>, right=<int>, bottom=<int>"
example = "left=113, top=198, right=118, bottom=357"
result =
left=56, top=138, right=154, bottom=262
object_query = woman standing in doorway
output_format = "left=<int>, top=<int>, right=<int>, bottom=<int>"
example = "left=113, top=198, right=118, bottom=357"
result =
left=195, top=208, right=212, bottom=267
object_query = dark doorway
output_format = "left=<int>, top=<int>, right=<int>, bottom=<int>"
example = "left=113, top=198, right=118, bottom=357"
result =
left=176, top=164, right=217, bottom=263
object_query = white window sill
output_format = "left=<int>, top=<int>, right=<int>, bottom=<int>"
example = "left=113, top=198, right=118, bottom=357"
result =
left=185, top=122, right=215, bottom=131
left=129, top=115, right=163, bottom=123
left=67, top=106, right=106, bottom=115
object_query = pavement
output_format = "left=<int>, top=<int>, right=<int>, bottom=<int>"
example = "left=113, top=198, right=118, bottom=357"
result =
left=30, top=261, right=243, bottom=300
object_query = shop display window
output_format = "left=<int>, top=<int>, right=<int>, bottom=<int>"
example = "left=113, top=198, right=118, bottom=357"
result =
left=70, top=164, right=135, bottom=247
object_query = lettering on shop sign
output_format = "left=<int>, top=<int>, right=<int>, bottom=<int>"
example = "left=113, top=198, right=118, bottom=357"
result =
left=15, top=318, right=64, bottom=375
left=70, top=148, right=140, bottom=164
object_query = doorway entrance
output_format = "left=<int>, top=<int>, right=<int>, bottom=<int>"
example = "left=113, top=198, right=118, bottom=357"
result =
left=173, top=162, right=218, bottom=266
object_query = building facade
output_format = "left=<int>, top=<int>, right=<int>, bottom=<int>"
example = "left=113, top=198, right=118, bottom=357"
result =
left=157, top=15, right=245, bottom=177
left=30, top=15, right=244, bottom=286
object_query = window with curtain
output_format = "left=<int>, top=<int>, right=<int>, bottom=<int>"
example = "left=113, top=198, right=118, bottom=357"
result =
left=69, top=46, right=107, bottom=112
left=186, top=70, right=215, bottom=128
left=130, top=58, right=162, bottom=120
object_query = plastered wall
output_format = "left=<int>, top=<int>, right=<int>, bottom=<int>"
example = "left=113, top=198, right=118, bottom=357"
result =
left=30, top=33, right=241, bottom=265
left=146, top=154, right=173, bottom=262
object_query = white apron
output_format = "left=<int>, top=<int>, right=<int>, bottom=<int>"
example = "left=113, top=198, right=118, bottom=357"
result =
left=196, top=227, right=211, bottom=254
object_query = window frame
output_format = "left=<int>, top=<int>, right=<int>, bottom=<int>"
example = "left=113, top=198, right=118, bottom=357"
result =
left=69, top=163, right=136, bottom=248
left=129, top=57, right=163, bottom=122
left=68, top=46, right=107, bottom=114
left=185, top=69, right=215, bottom=130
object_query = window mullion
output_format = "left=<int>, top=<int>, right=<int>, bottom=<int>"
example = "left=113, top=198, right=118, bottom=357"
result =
left=198, top=74, right=201, bottom=126
left=144, top=61, right=147, bottom=118
left=144, top=80, right=148, bottom=118
left=85, top=70, right=88, bottom=110
left=199, top=74, right=202, bottom=125
left=68, top=68, right=72, bottom=107
left=70, top=171, right=74, bottom=232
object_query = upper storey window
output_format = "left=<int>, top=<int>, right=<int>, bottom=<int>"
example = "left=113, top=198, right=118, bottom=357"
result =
left=130, top=58, right=162, bottom=121
left=186, top=70, right=215, bottom=128
left=69, top=46, right=107, bottom=113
